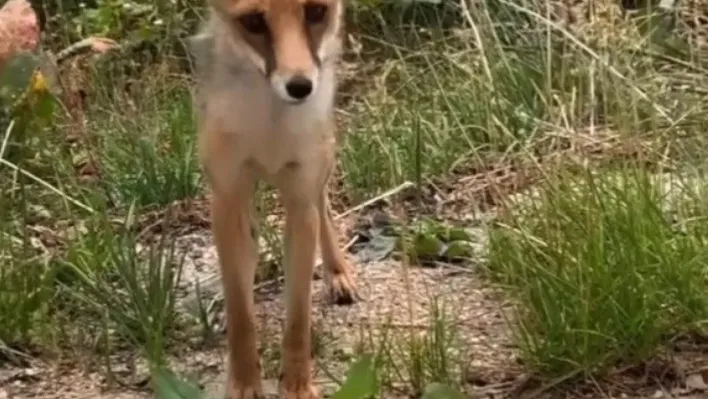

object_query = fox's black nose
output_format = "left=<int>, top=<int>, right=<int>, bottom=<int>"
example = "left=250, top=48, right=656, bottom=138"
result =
left=285, top=76, right=313, bottom=100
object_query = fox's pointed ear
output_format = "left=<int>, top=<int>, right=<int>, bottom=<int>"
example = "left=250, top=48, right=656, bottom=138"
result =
left=209, top=0, right=262, bottom=17
left=206, top=0, right=239, bottom=18
left=204, top=0, right=226, bottom=17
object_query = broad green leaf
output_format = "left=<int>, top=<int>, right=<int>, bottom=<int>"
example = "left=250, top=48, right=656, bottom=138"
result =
left=443, top=240, right=474, bottom=259
left=0, top=52, right=39, bottom=102
left=330, top=354, right=378, bottom=399
left=152, top=368, right=205, bottom=399
left=419, top=218, right=447, bottom=239
left=447, top=227, right=472, bottom=242
left=412, top=232, right=444, bottom=258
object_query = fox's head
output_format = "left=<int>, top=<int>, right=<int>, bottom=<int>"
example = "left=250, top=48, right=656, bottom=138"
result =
left=210, top=0, right=343, bottom=104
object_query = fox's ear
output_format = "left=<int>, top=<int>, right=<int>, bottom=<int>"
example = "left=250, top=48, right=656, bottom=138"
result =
left=209, top=0, right=262, bottom=17
left=204, top=0, right=226, bottom=17
left=206, top=0, right=238, bottom=18
left=206, top=0, right=229, bottom=18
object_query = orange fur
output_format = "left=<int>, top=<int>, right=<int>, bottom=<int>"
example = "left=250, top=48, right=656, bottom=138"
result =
left=190, top=0, right=357, bottom=398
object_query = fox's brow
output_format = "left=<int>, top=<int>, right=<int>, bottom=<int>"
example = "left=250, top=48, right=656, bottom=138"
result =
left=225, top=0, right=266, bottom=15
left=304, top=0, right=330, bottom=6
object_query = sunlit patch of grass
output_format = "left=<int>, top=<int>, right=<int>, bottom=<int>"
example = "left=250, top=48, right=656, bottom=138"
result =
left=89, top=82, right=202, bottom=208
left=61, top=211, right=186, bottom=367
left=488, top=167, right=708, bottom=378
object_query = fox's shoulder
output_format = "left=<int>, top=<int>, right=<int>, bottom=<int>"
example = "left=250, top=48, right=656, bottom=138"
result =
left=187, top=10, right=217, bottom=75
left=188, top=10, right=226, bottom=124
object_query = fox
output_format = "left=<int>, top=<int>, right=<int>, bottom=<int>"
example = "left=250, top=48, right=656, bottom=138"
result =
left=189, top=0, right=358, bottom=398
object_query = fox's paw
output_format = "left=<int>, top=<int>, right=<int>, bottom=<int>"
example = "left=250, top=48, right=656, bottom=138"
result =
left=279, top=376, right=319, bottom=399
left=326, top=264, right=358, bottom=306
left=225, top=379, right=264, bottom=399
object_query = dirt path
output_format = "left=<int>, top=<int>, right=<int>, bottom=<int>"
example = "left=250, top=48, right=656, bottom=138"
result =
left=4, top=216, right=708, bottom=399
left=1, top=220, right=518, bottom=399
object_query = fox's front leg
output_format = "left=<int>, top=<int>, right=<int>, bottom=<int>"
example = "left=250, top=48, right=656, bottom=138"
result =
left=212, top=186, right=263, bottom=399
left=206, top=158, right=262, bottom=399
left=278, top=191, right=321, bottom=399
left=318, top=184, right=357, bottom=305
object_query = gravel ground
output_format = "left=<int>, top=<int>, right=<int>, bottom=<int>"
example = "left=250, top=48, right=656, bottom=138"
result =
left=1, top=219, right=517, bottom=399
left=3, top=209, right=707, bottom=399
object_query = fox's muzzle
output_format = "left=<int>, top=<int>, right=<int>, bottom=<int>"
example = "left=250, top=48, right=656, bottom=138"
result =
left=267, top=8, right=322, bottom=104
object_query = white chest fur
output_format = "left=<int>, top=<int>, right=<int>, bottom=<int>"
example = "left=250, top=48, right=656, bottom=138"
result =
left=192, top=32, right=338, bottom=177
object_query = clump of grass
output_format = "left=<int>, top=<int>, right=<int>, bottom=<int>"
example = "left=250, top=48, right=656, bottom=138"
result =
left=0, top=228, right=57, bottom=357
left=488, top=166, right=708, bottom=378
left=60, top=211, right=186, bottom=366
left=0, top=177, right=61, bottom=359
left=401, top=297, right=461, bottom=395
left=368, top=296, right=463, bottom=396
left=88, top=80, right=201, bottom=209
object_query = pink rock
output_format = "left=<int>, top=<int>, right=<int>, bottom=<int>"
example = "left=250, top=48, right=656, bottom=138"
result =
left=0, top=0, right=40, bottom=69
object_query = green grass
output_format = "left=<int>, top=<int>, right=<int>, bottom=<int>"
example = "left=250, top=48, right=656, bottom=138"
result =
left=381, top=297, right=462, bottom=396
left=89, top=83, right=201, bottom=208
left=488, top=167, right=708, bottom=378
left=61, top=212, right=185, bottom=366
left=340, top=0, right=702, bottom=201
left=2, top=0, right=708, bottom=396
left=0, top=224, right=57, bottom=355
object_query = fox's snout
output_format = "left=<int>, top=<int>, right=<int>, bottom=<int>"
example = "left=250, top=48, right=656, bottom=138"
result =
left=268, top=22, right=321, bottom=103
left=283, top=75, right=314, bottom=100
left=270, top=61, right=319, bottom=104
left=268, top=49, right=319, bottom=102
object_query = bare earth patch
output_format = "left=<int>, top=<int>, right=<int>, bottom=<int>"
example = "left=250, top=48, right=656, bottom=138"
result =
left=1, top=215, right=518, bottom=399
left=2, top=207, right=708, bottom=399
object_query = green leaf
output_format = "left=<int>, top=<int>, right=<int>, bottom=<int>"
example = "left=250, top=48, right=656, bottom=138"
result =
left=29, top=89, right=56, bottom=124
left=152, top=368, right=205, bottom=399
left=419, top=218, right=447, bottom=239
left=330, top=354, right=378, bottom=399
left=412, top=232, right=444, bottom=258
left=447, top=227, right=472, bottom=242
left=0, top=52, right=39, bottom=102
left=443, top=240, right=474, bottom=259
left=421, top=383, right=466, bottom=399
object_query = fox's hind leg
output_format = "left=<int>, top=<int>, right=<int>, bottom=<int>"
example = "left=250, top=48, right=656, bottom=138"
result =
left=318, top=184, right=358, bottom=305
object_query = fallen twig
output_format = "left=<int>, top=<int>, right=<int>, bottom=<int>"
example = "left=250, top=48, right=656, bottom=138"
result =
left=0, top=158, right=95, bottom=214
left=56, top=37, right=119, bottom=64
left=334, top=181, right=415, bottom=221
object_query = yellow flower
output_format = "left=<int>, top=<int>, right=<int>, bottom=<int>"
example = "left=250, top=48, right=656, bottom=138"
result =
left=29, top=69, right=47, bottom=94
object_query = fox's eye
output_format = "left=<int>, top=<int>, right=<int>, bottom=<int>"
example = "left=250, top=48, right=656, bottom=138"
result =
left=239, top=12, right=268, bottom=34
left=304, top=3, right=327, bottom=25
